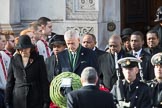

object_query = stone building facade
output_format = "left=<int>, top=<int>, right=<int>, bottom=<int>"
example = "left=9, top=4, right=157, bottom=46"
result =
left=0, top=0, right=121, bottom=49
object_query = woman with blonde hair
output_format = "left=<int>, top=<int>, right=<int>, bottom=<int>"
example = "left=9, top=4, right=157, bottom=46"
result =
left=20, top=29, right=36, bottom=45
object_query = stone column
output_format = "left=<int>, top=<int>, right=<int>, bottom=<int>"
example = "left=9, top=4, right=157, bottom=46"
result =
left=0, top=0, right=23, bottom=34
left=98, top=0, right=121, bottom=50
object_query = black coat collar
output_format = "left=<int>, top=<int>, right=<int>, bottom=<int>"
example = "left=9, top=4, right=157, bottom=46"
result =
left=81, top=85, right=99, bottom=90
left=13, top=52, right=38, bottom=69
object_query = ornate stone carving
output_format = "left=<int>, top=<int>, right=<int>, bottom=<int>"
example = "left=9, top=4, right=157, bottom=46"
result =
left=67, top=26, right=94, bottom=37
left=76, top=0, right=96, bottom=11
left=66, top=0, right=98, bottom=20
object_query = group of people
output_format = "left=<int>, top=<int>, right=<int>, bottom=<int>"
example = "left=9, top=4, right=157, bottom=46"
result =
left=0, top=6, right=162, bottom=108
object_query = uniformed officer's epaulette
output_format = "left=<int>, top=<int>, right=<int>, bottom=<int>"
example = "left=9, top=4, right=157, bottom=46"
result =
left=114, top=79, right=125, bottom=87
left=137, top=80, right=149, bottom=88
left=146, top=79, right=158, bottom=88
left=117, top=79, right=149, bottom=90
left=139, top=79, right=146, bottom=83
left=121, top=79, right=127, bottom=85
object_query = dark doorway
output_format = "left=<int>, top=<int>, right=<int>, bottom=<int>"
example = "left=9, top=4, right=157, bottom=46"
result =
left=121, top=0, right=162, bottom=34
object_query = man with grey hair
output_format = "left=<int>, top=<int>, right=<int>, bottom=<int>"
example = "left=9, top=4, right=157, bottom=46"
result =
left=81, top=67, right=98, bottom=85
left=67, top=67, right=115, bottom=108
left=57, top=30, right=98, bottom=76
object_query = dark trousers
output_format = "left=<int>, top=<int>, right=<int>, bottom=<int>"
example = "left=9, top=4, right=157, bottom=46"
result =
left=0, top=89, right=5, bottom=108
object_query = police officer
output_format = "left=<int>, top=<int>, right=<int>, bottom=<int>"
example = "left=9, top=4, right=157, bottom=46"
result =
left=152, top=6, right=162, bottom=48
left=147, top=53, right=162, bottom=108
left=111, top=56, right=152, bottom=108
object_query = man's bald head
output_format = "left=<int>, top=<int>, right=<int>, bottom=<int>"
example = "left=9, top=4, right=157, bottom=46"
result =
left=109, top=35, right=122, bottom=44
left=108, top=35, right=122, bottom=54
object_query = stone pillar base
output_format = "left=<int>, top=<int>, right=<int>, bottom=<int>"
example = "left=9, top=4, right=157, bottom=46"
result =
left=0, top=23, right=24, bottom=36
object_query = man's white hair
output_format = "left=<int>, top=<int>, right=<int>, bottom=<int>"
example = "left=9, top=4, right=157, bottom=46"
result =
left=64, top=30, right=80, bottom=40
left=81, top=67, right=98, bottom=84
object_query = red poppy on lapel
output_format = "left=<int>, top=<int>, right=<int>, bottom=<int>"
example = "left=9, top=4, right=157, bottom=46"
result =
left=138, top=55, right=144, bottom=61
left=29, top=58, right=34, bottom=64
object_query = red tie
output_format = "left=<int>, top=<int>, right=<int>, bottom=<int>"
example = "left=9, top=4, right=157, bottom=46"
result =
left=40, top=39, right=50, bottom=57
left=3, top=50, right=12, bottom=58
left=0, top=55, right=7, bottom=80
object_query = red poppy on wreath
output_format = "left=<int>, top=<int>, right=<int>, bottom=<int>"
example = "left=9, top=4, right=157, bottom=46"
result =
left=50, top=102, right=60, bottom=108
left=99, top=85, right=109, bottom=92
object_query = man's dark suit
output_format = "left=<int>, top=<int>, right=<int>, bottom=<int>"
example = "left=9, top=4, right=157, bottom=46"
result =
left=93, top=47, right=106, bottom=59
left=57, top=46, right=98, bottom=76
left=129, top=49, right=154, bottom=80
left=144, top=46, right=162, bottom=56
left=98, top=49, right=128, bottom=90
left=152, top=24, right=162, bottom=47
left=67, top=85, right=115, bottom=108
left=45, top=55, right=59, bottom=82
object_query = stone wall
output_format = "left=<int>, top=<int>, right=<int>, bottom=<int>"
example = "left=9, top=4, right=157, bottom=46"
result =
left=0, top=0, right=121, bottom=49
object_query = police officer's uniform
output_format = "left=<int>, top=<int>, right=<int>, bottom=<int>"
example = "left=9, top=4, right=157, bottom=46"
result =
left=152, top=6, right=162, bottom=48
left=147, top=53, right=162, bottom=108
left=111, top=57, right=152, bottom=108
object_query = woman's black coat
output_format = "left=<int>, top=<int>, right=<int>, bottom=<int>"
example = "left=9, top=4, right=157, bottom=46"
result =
left=5, top=52, right=50, bottom=108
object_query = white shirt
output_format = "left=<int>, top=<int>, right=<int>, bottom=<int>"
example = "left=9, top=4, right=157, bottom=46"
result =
left=92, top=47, right=96, bottom=51
left=133, top=48, right=142, bottom=58
left=82, top=83, right=96, bottom=86
left=0, top=62, right=7, bottom=90
left=0, top=51, right=9, bottom=90
left=0, top=51, right=11, bottom=71
left=36, top=40, right=51, bottom=60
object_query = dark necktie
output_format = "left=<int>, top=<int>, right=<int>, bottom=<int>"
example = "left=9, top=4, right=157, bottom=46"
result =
left=133, top=52, right=138, bottom=57
left=71, top=52, right=76, bottom=69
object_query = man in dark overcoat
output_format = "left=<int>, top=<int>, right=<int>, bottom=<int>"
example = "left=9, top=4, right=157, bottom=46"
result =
left=57, top=30, right=98, bottom=76
left=129, top=31, right=154, bottom=81
left=98, top=35, right=128, bottom=90
left=82, top=33, right=105, bottom=59
left=67, top=67, right=116, bottom=108
left=144, top=30, right=162, bottom=56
